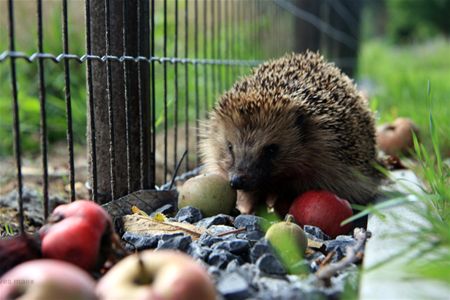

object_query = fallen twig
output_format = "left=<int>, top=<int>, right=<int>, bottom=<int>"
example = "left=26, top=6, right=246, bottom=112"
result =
left=316, top=228, right=370, bottom=285
left=217, top=227, right=246, bottom=237
left=319, top=250, right=336, bottom=268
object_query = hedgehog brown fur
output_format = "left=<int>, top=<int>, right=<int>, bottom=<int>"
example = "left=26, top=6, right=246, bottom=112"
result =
left=199, top=51, right=382, bottom=215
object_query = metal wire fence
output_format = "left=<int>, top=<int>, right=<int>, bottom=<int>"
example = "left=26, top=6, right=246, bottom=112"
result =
left=0, top=0, right=361, bottom=234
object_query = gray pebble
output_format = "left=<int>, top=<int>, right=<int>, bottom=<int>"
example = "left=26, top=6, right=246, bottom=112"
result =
left=256, top=277, right=310, bottom=300
left=195, top=214, right=234, bottom=228
left=156, top=234, right=192, bottom=252
left=175, top=206, right=203, bottom=223
left=212, top=239, right=251, bottom=255
left=303, top=225, right=331, bottom=241
left=208, top=225, right=237, bottom=235
left=237, top=230, right=265, bottom=243
left=187, top=242, right=212, bottom=261
left=250, top=239, right=275, bottom=263
left=256, top=253, right=286, bottom=275
left=159, top=232, right=185, bottom=241
left=325, top=235, right=356, bottom=261
left=231, top=263, right=260, bottom=285
left=225, top=259, right=242, bottom=273
left=208, top=265, right=222, bottom=278
left=199, top=233, right=224, bottom=247
left=122, top=232, right=159, bottom=250
left=233, top=214, right=268, bottom=231
left=208, top=249, right=242, bottom=269
left=217, top=272, right=252, bottom=300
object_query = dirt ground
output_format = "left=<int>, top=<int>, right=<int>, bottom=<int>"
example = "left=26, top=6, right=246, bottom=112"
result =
left=0, top=142, right=90, bottom=199
left=0, top=143, right=90, bottom=236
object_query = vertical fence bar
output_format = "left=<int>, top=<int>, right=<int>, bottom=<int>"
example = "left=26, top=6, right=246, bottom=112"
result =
left=139, top=0, right=151, bottom=190
left=7, top=0, right=24, bottom=233
left=62, top=0, right=75, bottom=202
left=232, top=0, right=238, bottom=80
left=173, top=0, right=179, bottom=172
left=36, top=0, right=49, bottom=218
left=85, top=0, right=98, bottom=202
left=277, top=2, right=281, bottom=56
left=104, top=0, right=117, bottom=200
left=122, top=0, right=132, bottom=194
left=137, top=0, right=143, bottom=189
left=217, top=0, right=222, bottom=94
left=252, top=0, right=257, bottom=60
left=184, top=0, right=190, bottom=172
left=268, top=1, right=271, bottom=55
left=194, top=0, right=200, bottom=166
left=150, top=0, right=156, bottom=189
left=137, top=0, right=144, bottom=189
left=203, top=0, right=209, bottom=116
left=257, top=0, right=262, bottom=59
left=225, top=0, right=231, bottom=88
left=163, top=0, right=168, bottom=182
left=239, top=0, right=245, bottom=74
left=210, top=0, right=216, bottom=101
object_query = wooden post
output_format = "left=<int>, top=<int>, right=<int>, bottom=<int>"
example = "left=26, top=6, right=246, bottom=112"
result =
left=87, top=0, right=150, bottom=203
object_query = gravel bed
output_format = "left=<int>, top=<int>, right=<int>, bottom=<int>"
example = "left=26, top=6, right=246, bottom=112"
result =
left=122, top=205, right=362, bottom=300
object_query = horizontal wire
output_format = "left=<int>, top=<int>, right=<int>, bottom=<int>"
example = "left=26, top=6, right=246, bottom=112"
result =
left=0, top=49, right=356, bottom=75
left=0, top=50, right=261, bottom=66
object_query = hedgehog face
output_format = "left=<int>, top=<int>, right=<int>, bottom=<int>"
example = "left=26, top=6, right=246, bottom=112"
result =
left=214, top=107, right=309, bottom=193
left=226, top=132, right=280, bottom=191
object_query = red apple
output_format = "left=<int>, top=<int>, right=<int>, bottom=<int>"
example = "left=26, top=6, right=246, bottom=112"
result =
left=289, top=190, right=353, bottom=238
left=96, top=250, right=216, bottom=300
left=376, top=117, right=419, bottom=155
left=0, top=259, right=96, bottom=300
left=39, top=200, right=113, bottom=271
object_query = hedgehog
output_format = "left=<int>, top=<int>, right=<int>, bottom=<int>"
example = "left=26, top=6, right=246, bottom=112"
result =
left=199, top=51, right=382, bottom=215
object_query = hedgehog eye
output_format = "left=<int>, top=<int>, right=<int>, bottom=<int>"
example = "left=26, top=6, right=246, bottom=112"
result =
left=227, top=142, right=233, bottom=153
left=264, top=144, right=279, bottom=158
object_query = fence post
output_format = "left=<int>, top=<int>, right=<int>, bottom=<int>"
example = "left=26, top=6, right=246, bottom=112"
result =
left=293, top=0, right=321, bottom=53
left=87, top=0, right=150, bottom=203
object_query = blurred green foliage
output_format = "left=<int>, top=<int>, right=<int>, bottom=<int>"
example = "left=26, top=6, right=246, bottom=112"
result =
left=0, top=1, right=87, bottom=156
left=358, top=38, right=450, bottom=154
left=386, top=0, right=450, bottom=42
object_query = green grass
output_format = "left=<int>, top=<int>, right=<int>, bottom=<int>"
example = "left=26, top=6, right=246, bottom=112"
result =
left=355, top=40, right=450, bottom=286
left=344, top=112, right=450, bottom=285
left=358, top=38, right=450, bottom=155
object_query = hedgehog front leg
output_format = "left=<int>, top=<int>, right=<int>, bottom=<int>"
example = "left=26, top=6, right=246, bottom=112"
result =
left=236, top=191, right=260, bottom=214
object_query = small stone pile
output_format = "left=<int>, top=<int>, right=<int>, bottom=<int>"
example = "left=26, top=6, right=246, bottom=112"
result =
left=122, top=205, right=360, bottom=300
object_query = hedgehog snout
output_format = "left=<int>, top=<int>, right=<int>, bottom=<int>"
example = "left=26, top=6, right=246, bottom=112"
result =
left=229, top=173, right=250, bottom=190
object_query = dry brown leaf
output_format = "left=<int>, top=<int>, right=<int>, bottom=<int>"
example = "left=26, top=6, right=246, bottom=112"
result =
left=307, top=239, right=324, bottom=249
left=122, top=214, right=206, bottom=240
